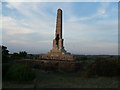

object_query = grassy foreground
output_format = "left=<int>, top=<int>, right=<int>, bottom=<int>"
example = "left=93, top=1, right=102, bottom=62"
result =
left=3, top=69, right=118, bottom=88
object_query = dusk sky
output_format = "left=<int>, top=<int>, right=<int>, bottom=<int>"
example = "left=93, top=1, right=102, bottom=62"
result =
left=1, top=1, right=118, bottom=55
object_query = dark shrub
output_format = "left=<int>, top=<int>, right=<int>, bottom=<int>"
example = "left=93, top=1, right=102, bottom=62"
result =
left=85, top=58, right=119, bottom=77
left=2, top=46, right=10, bottom=63
left=11, top=52, right=20, bottom=60
left=58, top=62, right=77, bottom=72
left=75, top=56, right=88, bottom=61
left=6, top=65, right=35, bottom=81
left=2, top=63, right=11, bottom=79
left=19, top=51, right=27, bottom=59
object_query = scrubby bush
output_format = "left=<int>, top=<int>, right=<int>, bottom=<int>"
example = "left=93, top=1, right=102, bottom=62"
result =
left=2, top=63, right=11, bottom=79
left=58, top=62, right=79, bottom=72
left=19, top=51, right=27, bottom=59
left=2, top=45, right=10, bottom=63
left=6, top=65, right=35, bottom=81
left=75, top=56, right=88, bottom=61
left=85, top=58, right=119, bottom=77
left=11, top=52, right=20, bottom=60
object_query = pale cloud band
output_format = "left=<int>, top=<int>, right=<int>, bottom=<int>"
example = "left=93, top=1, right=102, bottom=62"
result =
left=2, top=0, right=120, bottom=2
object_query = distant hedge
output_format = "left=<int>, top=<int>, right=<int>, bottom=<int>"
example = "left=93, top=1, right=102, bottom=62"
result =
left=6, top=65, right=35, bottom=81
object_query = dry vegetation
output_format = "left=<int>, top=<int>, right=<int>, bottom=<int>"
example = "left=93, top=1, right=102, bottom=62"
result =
left=2, top=55, right=119, bottom=88
left=2, top=45, right=119, bottom=88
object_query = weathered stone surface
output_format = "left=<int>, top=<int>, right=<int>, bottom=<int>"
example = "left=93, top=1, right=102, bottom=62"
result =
left=40, top=54, right=75, bottom=60
left=40, top=8, right=75, bottom=60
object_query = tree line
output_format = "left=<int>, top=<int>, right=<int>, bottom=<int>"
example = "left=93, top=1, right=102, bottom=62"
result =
left=1, top=45, right=36, bottom=63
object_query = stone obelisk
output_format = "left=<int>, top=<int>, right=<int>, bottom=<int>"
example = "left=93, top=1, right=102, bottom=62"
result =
left=40, top=9, right=75, bottom=60
left=53, top=9, right=63, bottom=50
left=50, top=8, right=67, bottom=54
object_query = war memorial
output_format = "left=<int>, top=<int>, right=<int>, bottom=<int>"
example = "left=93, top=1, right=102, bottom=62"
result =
left=39, top=9, right=75, bottom=61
